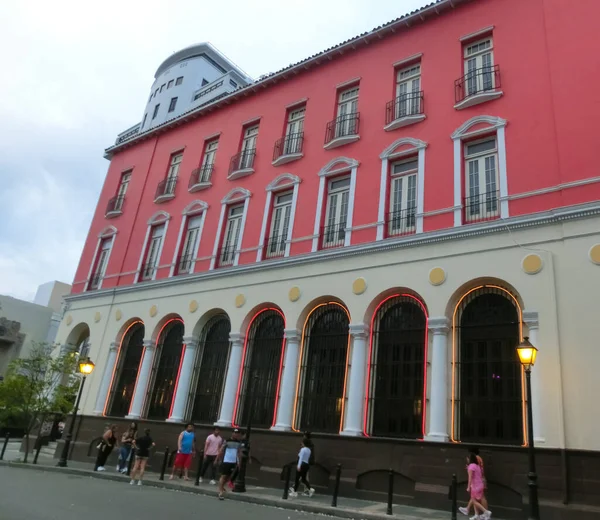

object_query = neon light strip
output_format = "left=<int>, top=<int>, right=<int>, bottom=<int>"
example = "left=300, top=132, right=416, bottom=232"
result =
left=231, top=308, right=286, bottom=428
left=291, top=302, right=351, bottom=432
left=105, top=320, right=143, bottom=416
left=168, top=341, right=187, bottom=419
left=450, top=285, right=526, bottom=444
left=363, top=294, right=428, bottom=437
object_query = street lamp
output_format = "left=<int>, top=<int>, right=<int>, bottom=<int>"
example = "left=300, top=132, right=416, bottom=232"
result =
left=57, top=356, right=95, bottom=467
left=516, top=337, right=539, bottom=520
left=234, top=373, right=259, bottom=493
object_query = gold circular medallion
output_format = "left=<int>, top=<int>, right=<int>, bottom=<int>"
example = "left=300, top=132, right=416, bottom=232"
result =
left=522, top=254, right=543, bottom=275
left=115, top=309, right=122, bottom=321
left=589, top=244, right=600, bottom=265
left=149, top=305, right=158, bottom=317
left=189, top=300, right=199, bottom=313
left=94, top=311, right=101, bottom=323
left=352, top=277, right=367, bottom=295
left=288, top=286, right=301, bottom=302
left=235, top=294, right=246, bottom=308
left=65, top=315, right=73, bottom=326
left=429, top=267, right=446, bottom=286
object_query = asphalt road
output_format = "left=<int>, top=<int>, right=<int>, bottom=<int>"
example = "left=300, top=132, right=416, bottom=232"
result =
left=0, top=466, right=323, bottom=520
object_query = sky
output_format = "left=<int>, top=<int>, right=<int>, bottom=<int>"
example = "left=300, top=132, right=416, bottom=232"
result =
left=0, top=0, right=431, bottom=301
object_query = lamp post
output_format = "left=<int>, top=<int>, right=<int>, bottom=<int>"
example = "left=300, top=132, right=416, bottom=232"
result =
left=516, top=337, right=540, bottom=520
left=234, top=373, right=259, bottom=493
left=57, top=357, right=95, bottom=467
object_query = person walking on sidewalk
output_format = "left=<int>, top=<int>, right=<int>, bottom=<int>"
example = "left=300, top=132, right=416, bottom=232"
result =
left=199, top=427, right=222, bottom=484
left=170, top=423, right=196, bottom=481
left=459, top=448, right=489, bottom=517
left=117, top=422, right=137, bottom=473
left=217, top=429, right=242, bottom=500
left=289, top=438, right=314, bottom=498
left=459, top=453, right=492, bottom=520
left=130, top=428, right=155, bottom=486
left=94, top=424, right=117, bottom=471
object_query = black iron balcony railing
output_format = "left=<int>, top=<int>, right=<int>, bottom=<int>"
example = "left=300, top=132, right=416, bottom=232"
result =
left=218, top=246, right=235, bottom=267
left=177, top=254, right=193, bottom=274
left=189, top=164, right=214, bottom=188
left=455, top=65, right=501, bottom=103
left=105, top=195, right=125, bottom=215
left=324, top=113, right=360, bottom=145
left=464, top=189, right=500, bottom=224
left=321, top=221, right=346, bottom=249
left=273, top=132, right=304, bottom=161
left=229, top=149, right=256, bottom=174
left=155, top=175, right=177, bottom=200
left=387, top=207, right=417, bottom=237
left=140, top=262, right=156, bottom=280
left=88, top=273, right=102, bottom=290
left=265, top=233, right=287, bottom=259
left=385, top=91, right=424, bottom=125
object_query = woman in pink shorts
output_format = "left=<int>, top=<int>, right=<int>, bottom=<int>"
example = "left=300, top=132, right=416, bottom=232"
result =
left=461, top=453, right=492, bottom=520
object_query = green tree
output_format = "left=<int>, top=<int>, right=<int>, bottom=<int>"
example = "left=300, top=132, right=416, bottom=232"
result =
left=0, top=343, right=78, bottom=462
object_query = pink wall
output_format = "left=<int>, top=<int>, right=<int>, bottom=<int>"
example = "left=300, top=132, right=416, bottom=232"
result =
left=72, top=0, right=600, bottom=293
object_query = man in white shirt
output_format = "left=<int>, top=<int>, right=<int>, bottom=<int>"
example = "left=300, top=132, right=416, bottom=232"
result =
left=289, top=438, right=314, bottom=498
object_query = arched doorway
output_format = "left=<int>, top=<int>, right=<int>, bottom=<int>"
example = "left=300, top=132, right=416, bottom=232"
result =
left=107, top=321, right=145, bottom=417
left=294, top=303, right=350, bottom=433
left=189, top=315, right=231, bottom=424
left=146, top=319, right=185, bottom=420
left=456, top=286, right=523, bottom=445
left=234, top=309, right=285, bottom=428
left=366, top=295, right=427, bottom=438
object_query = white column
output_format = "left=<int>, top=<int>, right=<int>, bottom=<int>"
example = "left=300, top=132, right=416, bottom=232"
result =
left=92, top=342, right=119, bottom=415
left=425, top=317, right=450, bottom=442
left=215, top=332, right=244, bottom=427
left=272, top=329, right=300, bottom=431
left=167, top=337, right=198, bottom=423
left=524, top=311, right=544, bottom=443
left=126, top=340, right=155, bottom=420
left=341, top=323, right=369, bottom=436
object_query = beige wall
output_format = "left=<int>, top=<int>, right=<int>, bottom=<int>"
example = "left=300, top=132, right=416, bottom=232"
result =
left=55, top=214, right=600, bottom=452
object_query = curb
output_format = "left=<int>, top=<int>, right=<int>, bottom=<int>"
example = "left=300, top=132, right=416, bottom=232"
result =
left=0, top=461, right=404, bottom=520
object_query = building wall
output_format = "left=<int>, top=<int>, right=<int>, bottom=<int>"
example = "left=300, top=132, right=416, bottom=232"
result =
left=33, top=280, right=72, bottom=313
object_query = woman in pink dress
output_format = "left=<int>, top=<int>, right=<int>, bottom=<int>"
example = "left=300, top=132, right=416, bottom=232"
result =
left=460, top=453, right=492, bottom=519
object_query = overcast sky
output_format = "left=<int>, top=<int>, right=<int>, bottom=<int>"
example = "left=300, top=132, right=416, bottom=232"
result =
left=0, top=0, right=430, bottom=301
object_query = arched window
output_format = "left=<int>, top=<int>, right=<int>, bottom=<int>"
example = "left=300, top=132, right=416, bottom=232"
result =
left=295, top=303, right=350, bottom=433
left=189, top=315, right=231, bottom=423
left=234, top=309, right=285, bottom=428
left=455, top=286, right=523, bottom=445
left=146, top=319, right=185, bottom=420
left=107, top=322, right=145, bottom=417
left=366, top=295, right=427, bottom=438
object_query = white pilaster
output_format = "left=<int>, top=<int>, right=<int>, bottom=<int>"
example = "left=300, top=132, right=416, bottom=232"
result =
left=215, top=332, right=244, bottom=427
left=453, top=138, right=462, bottom=227
left=376, top=158, right=388, bottom=241
left=93, top=342, right=119, bottom=415
left=523, top=311, right=544, bottom=443
left=167, top=337, right=198, bottom=423
left=425, top=317, right=450, bottom=442
left=126, top=340, right=155, bottom=420
left=341, top=323, right=369, bottom=436
left=272, top=329, right=301, bottom=431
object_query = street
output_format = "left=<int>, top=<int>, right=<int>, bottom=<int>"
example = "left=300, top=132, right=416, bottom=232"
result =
left=0, top=466, right=324, bottom=520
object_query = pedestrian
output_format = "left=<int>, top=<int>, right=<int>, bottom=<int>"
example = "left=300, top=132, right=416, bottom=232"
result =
left=217, top=428, right=242, bottom=500
left=459, top=453, right=492, bottom=519
left=170, top=423, right=196, bottom=481
left=95, top=424, right=117, bottom=471
left=459, top=448, right=489, bottom=516
left=289, top=438, right=314, bottom=498
left=198, top=426, right=222, bottom=484
left=117, top=422, right=137, bottom=473
left=130, top=428, right=155, bottom=486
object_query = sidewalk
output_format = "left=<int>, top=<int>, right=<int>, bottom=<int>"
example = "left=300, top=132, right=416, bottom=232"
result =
left=0, top=457, right=452, bottom=520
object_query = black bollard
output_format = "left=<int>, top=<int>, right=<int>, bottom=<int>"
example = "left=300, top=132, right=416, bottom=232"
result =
left=33, top=441, right=43, bottom=465
left=0, top=433, right=10, bottom=461
left=282, top=465, right=292, bottom=500
left=194, top=450, right=204, bottom=486
left=159, top=447, right=170, bottom=481
left=127, top=451, right=135, bottom=476
left=331, top=464, right=342, bottom=507
left=451, top=474, right=458, bottom=520
left=386, top=468, right=394, bottom=515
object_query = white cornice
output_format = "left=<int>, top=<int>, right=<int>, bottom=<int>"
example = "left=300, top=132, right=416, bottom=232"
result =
left=451, top=115, right=507, bottom=140
left=221, top=187, right=251, bottom=204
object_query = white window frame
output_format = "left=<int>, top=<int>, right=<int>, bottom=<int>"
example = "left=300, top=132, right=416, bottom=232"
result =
left=114, top=170, right=131, bottom=211
left=464, top=37, right=495, bottom=95
left=335, top=87, right=359, bottom=138
left=169, top=200, right=208, bottom=276
left=257, top=174, right=301, bottom=261
left=239, top=125, right=259, bottom=169
left=388, top=158, right=418, bottom=236
left=395, top=64, right=422, bottom=118
left=323, top=176, right=351, bottom=247
left=85, top=226, right=117, bottom=291
left=201, top=139, right=218, bottom=175
left=451, top=115, right=509, bottom=226
left=312, top=157, right=359, bottom=251
left=135, top=211, right=171, bottom=283
left=284, top=108, right=305, bottom=155
left=210, top=188, right=251, bottom=269
left=377, top=138, right=427, bottom=240
left=464, top=137, right=499, bottom=222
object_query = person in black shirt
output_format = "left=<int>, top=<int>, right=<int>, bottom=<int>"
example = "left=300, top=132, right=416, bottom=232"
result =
left=130, top=428, right=155, bottom=486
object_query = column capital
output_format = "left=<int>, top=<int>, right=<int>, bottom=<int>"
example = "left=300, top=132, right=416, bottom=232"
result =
left=523, top=310, right=539, bottom=330
left=182, top=336, right=199, bottom=349
left=349, top=323, right=369, bottom=339
left=229, top=332, right=244, bottom=346
left=142, top=339, right=155, bottom=350
left=428, top=317, right=450, bottom=334
left=284, top=328, right=300, bottom=341
left=109, top=341, right=119, bottom=352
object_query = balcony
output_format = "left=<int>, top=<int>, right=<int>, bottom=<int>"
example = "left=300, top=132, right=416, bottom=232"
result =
left=386, top=207, right=417, bottom=238
left=324, top=113, right=360, bottom=150
left=272, top=132, right=304, bottom=166
left=176, top=254, right=194, bottom=275
left=463, top=189, right=500, bottom=224
left=140, top=263, right=156, bottom=281
left=228, top=149, right=256, bottom=180
left=188, top=164, right=214, bottom=192
left=115, top=123, right=141, bottom=145
left=454, top=65, right=502, bottom=110
left=105, top=195, right=125, bottom=218
left=384, top=91, right=425, bottom=131
left=88, top=273, right=102, bottom=290
left=154, top=175, right=177, bottom=203
left=264, top=234, right=287, bottom=259
left=321, top=222, right=346, bottom=249
left=217, top=246, right=236, bottom=267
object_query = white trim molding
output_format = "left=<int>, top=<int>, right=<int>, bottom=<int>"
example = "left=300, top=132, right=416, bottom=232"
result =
left=169, top=201, right=209, bottom=276
left=452, top=115, right=508, bottom=226
left=85, top=227, right=118, bottom=292
left=377, top=138, right=428, bottom=240
left=135, top=211, right=171, bottom=283
left=312, top=157, right=360, bottom=252
left=257, top=174, right=302, bottom=262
